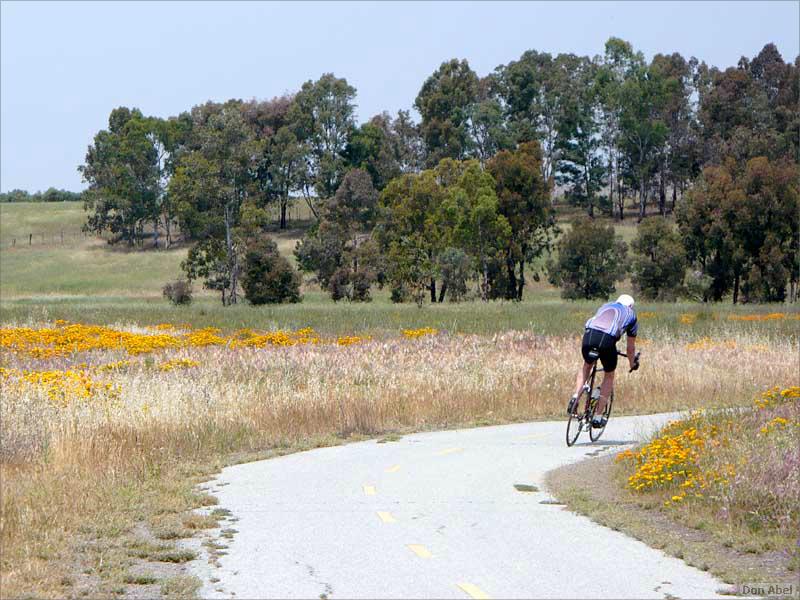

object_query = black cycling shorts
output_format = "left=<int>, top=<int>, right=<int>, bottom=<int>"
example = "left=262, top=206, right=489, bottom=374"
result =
left=581, top=328, right=618, bottom=372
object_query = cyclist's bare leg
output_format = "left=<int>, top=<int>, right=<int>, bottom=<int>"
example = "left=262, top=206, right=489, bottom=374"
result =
left=595, top=370, right=615, bottom=414
left=573, top=362, right=593, bottom=398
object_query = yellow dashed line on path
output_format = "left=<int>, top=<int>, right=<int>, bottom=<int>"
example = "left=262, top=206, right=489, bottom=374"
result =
left=376, top=511, right=396, bottom=523
left=436, top=447, right=463, bottom=456
left=363, top=485, right=376, bottom=496
left=457, top=582, right=491, bottom=599
left=407, top=544, right=432, bottom=558
left=385, top=464, right=401, bottom=473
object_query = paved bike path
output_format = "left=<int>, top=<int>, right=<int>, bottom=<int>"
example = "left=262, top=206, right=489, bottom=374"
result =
left=189, top=413, right=730, bottom=599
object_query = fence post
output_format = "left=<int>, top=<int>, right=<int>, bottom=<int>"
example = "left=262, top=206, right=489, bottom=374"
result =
left=29, top=233, right=32, bottom=245
left=61, top=230, right=64, bottom=244
left=12, top=238, right=15, bottom=246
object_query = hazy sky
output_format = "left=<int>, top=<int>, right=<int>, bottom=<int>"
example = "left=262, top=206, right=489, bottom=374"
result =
left=2, top=1, right=798, bottom=192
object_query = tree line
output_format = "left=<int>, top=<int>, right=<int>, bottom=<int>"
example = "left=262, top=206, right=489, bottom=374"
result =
left=80, top=38, right=799, bottom=305
left=1, top=188, right=83, bottom=203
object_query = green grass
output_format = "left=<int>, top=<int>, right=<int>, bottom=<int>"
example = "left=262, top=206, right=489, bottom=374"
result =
left=0, top=242, right=190, bottom=297
left=1, top=292, right=797, bottom=341
left=0, top=201, right=86, bottom=243
left=0, top=202, right=304, bottom=298
left=1, top=201, right=797, bottom=342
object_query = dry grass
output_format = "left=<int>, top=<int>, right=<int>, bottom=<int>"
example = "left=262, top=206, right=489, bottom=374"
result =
left=1, top=325, right=797, bottom=597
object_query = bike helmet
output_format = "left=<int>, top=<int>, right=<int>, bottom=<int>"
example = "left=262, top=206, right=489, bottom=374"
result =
left=617, top=294, right=635, bottom=307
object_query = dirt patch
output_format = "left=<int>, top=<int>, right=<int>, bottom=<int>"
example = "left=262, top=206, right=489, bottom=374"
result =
left=545, top=454, right=795, bottom=589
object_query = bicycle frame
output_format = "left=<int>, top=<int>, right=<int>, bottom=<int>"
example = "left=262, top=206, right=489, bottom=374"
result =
left=579, top=350, right=632, bottom=415
left=567, top=350, right=640, bottom=446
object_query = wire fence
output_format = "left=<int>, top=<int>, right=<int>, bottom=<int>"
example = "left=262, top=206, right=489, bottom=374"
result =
left=1, top=200, right=317, bottom=250
left=2, top=229, right=91, bottom=249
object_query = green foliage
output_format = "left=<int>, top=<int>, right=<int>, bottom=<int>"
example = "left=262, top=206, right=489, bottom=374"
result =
left=616, top=62, right=669, bottom=221
left=415, top=59, right=479, bottom=166
left=295, top=169, right=379, bottom=301
left=555, top=57, right=607, bottom=217
left=678, top=156, right=799, bottom=303
left=80, top=107, right=186, bottom=248
left=630, top=217, right=687, bottom=300
left=170, top=100, right=263, bottom=305
left=699, top=44, right=798, bottom=164
left=487, top=141, right=556, bottom=300
left=290, top=73, right=357, bottom=201
left=548, top=218, right=628, bottom=300
left=242, top=237, right=301, bottom=305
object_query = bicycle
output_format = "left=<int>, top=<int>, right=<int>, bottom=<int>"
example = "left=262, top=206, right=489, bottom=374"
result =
left=566, top=350, right=640, bottom=447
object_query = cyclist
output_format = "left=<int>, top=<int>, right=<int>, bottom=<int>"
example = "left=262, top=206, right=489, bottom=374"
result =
left=568, top=294, right=639, bottom=428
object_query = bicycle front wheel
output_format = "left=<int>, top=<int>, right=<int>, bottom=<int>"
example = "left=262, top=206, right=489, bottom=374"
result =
left=566, top=392, right=587, bottom=446
left=566, top=413, right=582, bottom=446
left=589, top=393, right=614, bottom=442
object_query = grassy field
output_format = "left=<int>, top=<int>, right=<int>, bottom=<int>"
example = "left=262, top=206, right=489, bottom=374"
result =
left=0, top=202, right=307, bottom=298
left=0, top=201, right=640, bottom=301
left=0, top=201, right=87, bottom=242
left=1, top=201, right=798, bottom=598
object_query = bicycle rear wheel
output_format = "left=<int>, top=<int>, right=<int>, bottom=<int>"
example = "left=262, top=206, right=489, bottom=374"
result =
left=589, top=392, right=614, bottom=442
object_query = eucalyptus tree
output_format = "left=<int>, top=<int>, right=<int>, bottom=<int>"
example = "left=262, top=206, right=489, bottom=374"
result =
left=392, top=109, right=426, bottom=173
left=80, top=107, right=160, bottom=246
left=290, top=73, right=357, bottom=215
left=468, top=76, right=514, bottom=165
left=595, top=38, right=644, bottom=220
left=556, top=56, right=607, bottom=217
left=487, top=141, right=555, bottom=300
left=343, top=113, right=403, bottom=191
left=650, top=52, right=698, bottom=214
left=617, top=60, right=668, bottom=222
left=496, top=50, right=574, bottom=188
left=169, top=100, right=263, bottom=305
left=243, top=95, right=304, bottom=229
left=414, top=59, right=479, bottom=166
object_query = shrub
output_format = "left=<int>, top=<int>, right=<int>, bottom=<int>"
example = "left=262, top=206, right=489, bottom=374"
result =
left=630, top=217, right=687, bottom=301
left=242, top=238, right=301, bottom=305
left=162, top=280, right=193, bottom=305
left=439, top=247, right=472, bottom=302
left=684, top=270, right=713, bottom=302
left=547, top=218, right=628, bottom=300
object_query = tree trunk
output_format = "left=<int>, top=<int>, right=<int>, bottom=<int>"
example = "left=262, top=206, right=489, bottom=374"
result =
left=617, top=179, right=624, bottom=221
left=506, top=253, right=518, bottom=301
left=517, top=258, right=526, bottom=301
left=658, top=170, right=666, bottom=216
left=733, top=274, right=740, bottom=305
left=481, top=259, right=489, bottom=302
left=608, top=157, right=614, bottom=217
left=225, top=202, right=239, bottom=305
left=153, top=219, right=160, bottom=250
left=280, top=199, right=287, bottom=230
left=302, top=185, right=319, bottom=220
left=164, top=215, right=172, bottom=248
left=438, top=282, right=447, bottom=303
left=430, top=278, right=436, bottom=303
left=638, top=179, right=646, bottom=222
left=671, top=183, right=677, bottom=213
